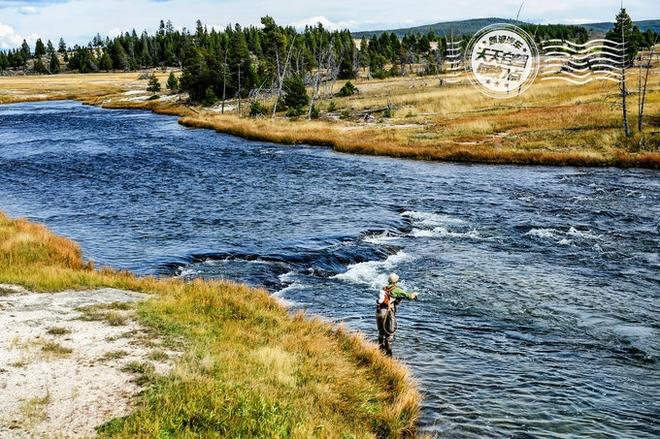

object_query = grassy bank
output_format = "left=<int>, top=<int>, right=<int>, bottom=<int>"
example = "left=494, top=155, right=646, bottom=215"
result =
left=0, top=69, right=659, bottom=167
left=0, top=211, right=421, bottom=438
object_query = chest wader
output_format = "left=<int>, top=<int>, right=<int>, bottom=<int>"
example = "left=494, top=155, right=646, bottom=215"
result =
left=376, top=297, right=399, bottom=357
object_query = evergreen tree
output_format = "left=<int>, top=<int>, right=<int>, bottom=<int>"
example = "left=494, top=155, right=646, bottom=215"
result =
left=100, top=52, right=113, bottom=71
left=58, top=38, right=67, bottom=53
left=147, top=73, right=161, bottom=92
left=283, top=74, right=309, bottom=111
left=34, top=38, right=46, bottom=57
left=0, top=52, right=8, bottom=71
left=606, top=8, right=639, bottom=66
left=166, top=71, right=179, bottom=92
left=20, top=39, right=31, bottom=59
left=33, top=57, right=47, bottom=73
left=49, top=53, right=60, bottom=73
left=46, top=40, right=55, bottom=56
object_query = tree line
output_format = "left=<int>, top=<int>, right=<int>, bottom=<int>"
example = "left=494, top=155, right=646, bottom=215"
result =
left=0, top=15, right=657, bottom=113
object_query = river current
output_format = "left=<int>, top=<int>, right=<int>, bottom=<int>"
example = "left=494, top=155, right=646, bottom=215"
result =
left=1, top=101, right=658, bottom=437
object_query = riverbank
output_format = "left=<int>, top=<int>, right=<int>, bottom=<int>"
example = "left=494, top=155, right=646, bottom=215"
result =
left=1, top=71, right=658, bottom=168
left=0, top=212, right=421, bottom=438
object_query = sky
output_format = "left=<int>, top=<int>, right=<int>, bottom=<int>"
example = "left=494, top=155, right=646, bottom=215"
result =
left=0, top=0, right=657, bottom=49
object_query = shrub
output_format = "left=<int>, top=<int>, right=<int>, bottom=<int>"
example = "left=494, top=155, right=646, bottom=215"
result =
left=283, top=75, right=309, bottom=110
left=383, top=104, right=395, bottom=118
left=371, top=69, right=388, bottom=80
left=338, top=81, right=358, bottom=97
left=310, top=104, right=320, bottom=119
left=286, top=106, right=305, bottom=118
left=249, top=101, right=268, bottom=118
left=165, top=72, right=179, bottom=93
left=327, top=100, right=337, bottom=112
left=146, top=73, right=161, bottom=93
left=201, top=87, right=218, bottom=107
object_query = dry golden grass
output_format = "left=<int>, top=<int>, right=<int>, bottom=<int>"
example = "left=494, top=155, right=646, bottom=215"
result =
left=1, top=67, right=658, bottom=167
left=0, top=211, right=421, bottom=438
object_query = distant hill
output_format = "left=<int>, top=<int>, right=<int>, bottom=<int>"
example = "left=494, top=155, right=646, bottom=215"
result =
left=352, top=17, right=660, bottom=38
left=581, top=19, right=660, bottom=34
left=352, top=18, right=524, bottom=38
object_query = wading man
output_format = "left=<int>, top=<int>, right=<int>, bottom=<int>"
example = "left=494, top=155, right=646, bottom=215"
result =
left=376, top=273, right=418, bottom=356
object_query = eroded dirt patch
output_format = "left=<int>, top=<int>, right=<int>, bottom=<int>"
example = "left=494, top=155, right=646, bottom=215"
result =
left=0, top=286, right=176, bottom=438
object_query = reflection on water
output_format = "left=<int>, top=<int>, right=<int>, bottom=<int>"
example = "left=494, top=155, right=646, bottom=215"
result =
left=1, top=101, right=658, bottom=437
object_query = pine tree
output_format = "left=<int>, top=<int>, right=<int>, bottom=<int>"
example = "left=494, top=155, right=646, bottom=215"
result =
left=33, top=57, right=47, bottom=74
left=49, top=53, right=60, bottom=73
left=147, top=73, right=161, bottom=93
left=58, top=38, right=67, bottom=53
left=46, top=40, right=55, bottom=56
left=20, top=39, right=31, bottom=59
left=606, top=8, right=638, bottom=66
left=166, top=71, right=179, bottom=92
left=283, top=74, right=309, bottom=112
left=34, top=38, right=46, bottom=57
left=100, top=52, right=113, bottom=71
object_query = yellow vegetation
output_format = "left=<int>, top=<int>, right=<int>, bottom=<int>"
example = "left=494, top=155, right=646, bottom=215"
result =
left=0, top=211, right=421, bottom=438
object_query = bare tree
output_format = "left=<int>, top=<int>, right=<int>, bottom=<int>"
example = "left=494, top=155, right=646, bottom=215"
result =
left=619, top=16, right=631, bottom=137
left=221, top=47, right=228, bottom=114
left=637, top=37, right=658, bottom=133
left=307, top=37, right=334, bottom=120
left=271, top=36, right=297, bottom=118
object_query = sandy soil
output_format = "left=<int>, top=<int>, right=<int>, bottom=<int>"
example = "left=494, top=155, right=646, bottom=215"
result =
left=0, top=285, right=176, bottom=438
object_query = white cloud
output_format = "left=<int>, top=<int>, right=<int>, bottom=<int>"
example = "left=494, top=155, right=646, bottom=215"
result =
left=18, top=6, right=39, bottom=15
left=557, top=18, right=598, bottom=25
left=0, top=22, right=39, bottom=49
left=290, top=16, right=358, bottom=31
left=107, top=27, right=121, bottom=38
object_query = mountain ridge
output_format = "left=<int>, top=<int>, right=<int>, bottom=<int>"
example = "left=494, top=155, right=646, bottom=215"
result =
left=351, top=17, right=660, bottom=38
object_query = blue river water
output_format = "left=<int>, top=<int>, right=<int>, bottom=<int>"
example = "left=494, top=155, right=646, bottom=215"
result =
left=1, top=101, right=658, bottom=438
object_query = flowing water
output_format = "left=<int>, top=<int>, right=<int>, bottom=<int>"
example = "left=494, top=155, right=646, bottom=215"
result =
left=1, top=101, right=658, bottom=438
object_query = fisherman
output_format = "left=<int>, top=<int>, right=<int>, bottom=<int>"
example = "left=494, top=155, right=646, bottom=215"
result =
left=376, top=273, right=418, bottom=356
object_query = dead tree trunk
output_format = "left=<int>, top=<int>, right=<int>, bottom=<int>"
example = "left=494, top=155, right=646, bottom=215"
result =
left=637, top=40, right=657, bottom=132
left=271, top=36, right=297, bottom=118
left=620, top=23, right=631, bottom=137
left=221, top=49, right=228, bottom=114
left=308, top=39, right=333, bottom=120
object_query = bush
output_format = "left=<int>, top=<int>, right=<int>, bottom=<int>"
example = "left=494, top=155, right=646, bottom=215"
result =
left=147, top=73, right=161, bottom=93
left=340, top=109, right=351, bottom=120
left=371, top=69, right=388, bottom=80
left=383, top=103, right=395, bottom=118
left=286, top=106, right=305, bottom=118
left=201, top=87, right=218, bottom=107
left=249, top=101, right=268, bottom=118
left=166, top=72, right=179, bottom=93
left=283, top=75, right=309, bottom=110
left=310, top=105, right=320, bottom=119
left=327, top=100, right=337, bottom=112
left=338, top=81, right=358, bottom=97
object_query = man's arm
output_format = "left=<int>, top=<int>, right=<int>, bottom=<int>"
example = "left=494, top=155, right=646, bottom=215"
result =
left=390, top=286, right=417, bottom=300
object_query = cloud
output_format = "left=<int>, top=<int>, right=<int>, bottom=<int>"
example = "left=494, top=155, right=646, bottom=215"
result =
left=290, top=15, right=358, bottom=31
left=0, top=0, right=69, bottom=7
left=18, top=5, right=39, bottom=14
left=107, top=27, right=121, bottom=38
left=0, top=22, right=39, bottom=49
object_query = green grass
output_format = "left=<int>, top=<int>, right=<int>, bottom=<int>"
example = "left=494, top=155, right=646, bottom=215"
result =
left=0, top=211, right=421, bottom=438
left=46, top=326, right=71, bottom=336
left=41, top=341, right=73, bottom=356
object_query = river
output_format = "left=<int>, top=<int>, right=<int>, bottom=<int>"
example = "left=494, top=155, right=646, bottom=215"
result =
left=1, top=101, right=658, bottom=438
